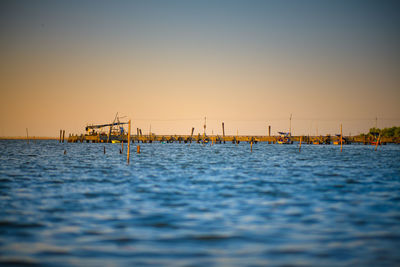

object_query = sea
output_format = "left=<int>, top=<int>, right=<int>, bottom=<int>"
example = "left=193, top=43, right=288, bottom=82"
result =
left=1, top=140, right=399, bottom=266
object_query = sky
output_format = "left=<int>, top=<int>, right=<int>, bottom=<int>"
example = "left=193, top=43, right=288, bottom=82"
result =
left=1, top=0, right=399, bottom=137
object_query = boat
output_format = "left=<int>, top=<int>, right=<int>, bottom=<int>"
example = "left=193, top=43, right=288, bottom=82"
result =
left=277, top=132, right=293, bottom=144
left=84, top=113, right=128, bottom=143
left=333, top=134, right=349, bottom=145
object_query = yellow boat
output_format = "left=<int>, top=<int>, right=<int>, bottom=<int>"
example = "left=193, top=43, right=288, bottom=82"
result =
left=277, top=132, right=293, bottom=144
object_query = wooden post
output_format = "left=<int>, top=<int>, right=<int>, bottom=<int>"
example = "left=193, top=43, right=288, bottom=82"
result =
left=104, top=146, right=106, bottom=154
left=127, top=120, right=131, bottom=164
left=26, top=128, right=29, bottom=144
left=250, top=141, right=253, bottom=152
left=121, top=139, right=124, bottom=153
left=340, top=124, right=343, bottom=152
left=62, top=130, right=65, bottom=143
left=59, top=130, right=62, bottom=143
left=107, top=125, right=112, bottom=143
left=375, top=133, right=381, bottom=151
left=149, top=124, right=151, bottom=143
left=299, top=136, right=302, bottom=152
left=203, top=117, right=206, bottom=138
left=190, top=127, right=194, bottom=144
left=268, top=125, right=271, bottom=137
left=222, top=122, right=225, bottom=143
left=137, top=145, right=140, bottom=154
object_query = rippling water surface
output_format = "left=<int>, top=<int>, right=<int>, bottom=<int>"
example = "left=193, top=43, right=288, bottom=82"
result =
left=1, top=140, right=400, bottom=266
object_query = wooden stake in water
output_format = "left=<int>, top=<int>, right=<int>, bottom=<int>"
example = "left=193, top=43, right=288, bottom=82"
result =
left=62, top=130, right=65, bottom=143
left=137, top=145, right=140, bottom=154
left=203, top=117, right=206, bottom=137
left=299, top=136, right=302, bottom=152
left=149, top=124, right=151, bottom=143
left=222, top=122, right=225, bottom=143
left=340, top=124, right=343, bottom=152
left=26, top=128, right=29, bottom=144
left=250, top=141, right=253, bottom=152
left=121, top=139, right=124, bottom=153
left=127, top=120, right=131, bottom=164
left=59, top=130, right=62, bottom=143
left=375, top=133, right=381, bottom=151
left=190, top=127, right=194, bottom=145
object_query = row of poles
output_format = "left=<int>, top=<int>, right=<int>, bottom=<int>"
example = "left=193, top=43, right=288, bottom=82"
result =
left=59, top=130, right=66, bottom=143
left=65, top=122, right=381, bottom=163
left=89, top=120, right=135, bottom=164
left=54, top=121, right=380, bottom=164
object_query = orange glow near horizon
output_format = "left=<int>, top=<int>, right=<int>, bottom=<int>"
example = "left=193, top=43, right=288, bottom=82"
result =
left=1, top=1, right=399, bottom=137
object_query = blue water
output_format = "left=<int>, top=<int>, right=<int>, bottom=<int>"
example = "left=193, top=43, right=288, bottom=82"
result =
left=1, top=140, right=400, bottom=266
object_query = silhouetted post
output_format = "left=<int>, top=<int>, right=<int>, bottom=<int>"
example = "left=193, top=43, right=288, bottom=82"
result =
left=340, top=124, right=343, bottom=152
left=268, top=125, right=271, bottom=137
left=121, top=139, right=124, bottom=153
left=62, top=130, right=65, bottom=143
left=250, top=141, right=253, bottom=152
left=127, top=120, right=131, bottom=164
left=149, top=124, right=151, bottom=143
left=26, top=128, right=29, bottom=144
left=299, top=136, right=302, bottom=152
left=190, top=127, right=194, bottom=144
left=222, top=122, right=225, bottom=143
left=137, top=145, right=140, bottom=154
left=59, top=130, right=62, bottom=143
left=107, top=126, right=112, bottom=143
left=104, top=146, right=106, bottom=154
left=375, top=133, right=381, bottom=151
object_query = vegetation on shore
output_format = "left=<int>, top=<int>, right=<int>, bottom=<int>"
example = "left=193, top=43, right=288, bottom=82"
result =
left=364, top=126, right=400, bottom=137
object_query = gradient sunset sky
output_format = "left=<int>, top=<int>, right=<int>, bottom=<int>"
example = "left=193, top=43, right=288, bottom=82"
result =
left=1, top=0, right=399, bottom=137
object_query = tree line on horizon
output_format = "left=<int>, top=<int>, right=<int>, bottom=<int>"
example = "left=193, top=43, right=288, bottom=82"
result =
left=362, top=126, right=400, bottom=138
